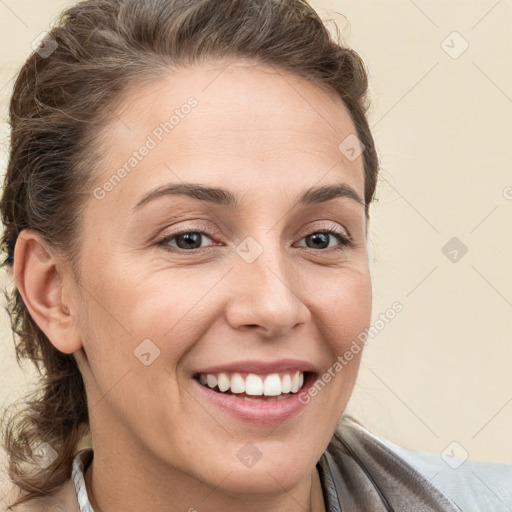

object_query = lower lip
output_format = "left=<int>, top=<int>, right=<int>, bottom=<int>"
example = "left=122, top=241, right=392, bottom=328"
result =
left=193, top=373, right=315, bottom=425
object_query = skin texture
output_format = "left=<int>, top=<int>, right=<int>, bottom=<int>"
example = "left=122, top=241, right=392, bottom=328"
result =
left=13, top=60, right=372, bottom=512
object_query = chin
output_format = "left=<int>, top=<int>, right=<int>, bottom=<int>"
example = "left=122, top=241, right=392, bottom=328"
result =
left=217, top=465, right=309, bottom=496
left=204, top=448, right=313, bottom=494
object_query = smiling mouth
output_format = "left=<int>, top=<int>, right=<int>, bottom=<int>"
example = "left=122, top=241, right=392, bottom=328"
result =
left=193, top=370, right=313, bottom=401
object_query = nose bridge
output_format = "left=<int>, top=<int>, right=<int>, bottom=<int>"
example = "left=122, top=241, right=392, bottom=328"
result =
left=225, top=228, right=310, bottom=335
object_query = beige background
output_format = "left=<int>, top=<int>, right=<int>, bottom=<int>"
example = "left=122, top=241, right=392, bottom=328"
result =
left=0, top=0, right=511, bottom=479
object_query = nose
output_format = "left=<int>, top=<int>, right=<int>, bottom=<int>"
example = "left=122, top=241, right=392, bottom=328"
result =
left=224, top=240, right=311, bottom=339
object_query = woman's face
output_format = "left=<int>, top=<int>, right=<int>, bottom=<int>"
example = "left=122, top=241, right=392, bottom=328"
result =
left=71, top=60, right=372, bottom=497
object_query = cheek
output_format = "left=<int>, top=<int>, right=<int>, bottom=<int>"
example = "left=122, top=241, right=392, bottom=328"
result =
left=110, top=271, right=223, bottom=357
left=75, top=266, right=224, bottom=414
left=313, top=269, right=372, bottom=351
left=306, top=270, right=371, bottom=403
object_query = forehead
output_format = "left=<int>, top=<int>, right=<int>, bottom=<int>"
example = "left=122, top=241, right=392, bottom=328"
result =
left=111, top=59, right=355, bottom=132
left=90, top=60, right=365, bottom=215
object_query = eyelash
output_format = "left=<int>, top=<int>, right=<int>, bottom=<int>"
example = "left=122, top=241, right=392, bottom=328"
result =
left=156, top=222, right=354, bottom=254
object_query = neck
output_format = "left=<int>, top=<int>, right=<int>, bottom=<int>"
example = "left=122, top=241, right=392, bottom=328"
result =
left=84, top=443, right=325, bottom=512
left=84, top=449, right=326, bottom=512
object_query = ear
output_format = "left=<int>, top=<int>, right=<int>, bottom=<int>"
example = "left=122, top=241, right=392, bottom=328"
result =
left=12, top=229, right=83, bottom=354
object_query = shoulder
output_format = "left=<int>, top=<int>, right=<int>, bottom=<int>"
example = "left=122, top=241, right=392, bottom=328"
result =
left=328, top=415, right=512, bottom=511
left=387, top=440, right=512, bottom=512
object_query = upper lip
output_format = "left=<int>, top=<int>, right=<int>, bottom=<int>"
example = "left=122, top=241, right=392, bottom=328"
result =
left=194, top=359, right=318, bottom=376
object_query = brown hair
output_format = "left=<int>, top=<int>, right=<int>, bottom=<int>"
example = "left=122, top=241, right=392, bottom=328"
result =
left=0, top=0, right=379, bottom=507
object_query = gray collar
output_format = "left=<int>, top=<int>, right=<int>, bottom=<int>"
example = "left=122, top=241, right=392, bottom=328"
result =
left=317, top=415, right=462, bottom=511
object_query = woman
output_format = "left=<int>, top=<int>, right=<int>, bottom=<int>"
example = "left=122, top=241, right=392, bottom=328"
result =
left=0, top=1, right=510, bottom=511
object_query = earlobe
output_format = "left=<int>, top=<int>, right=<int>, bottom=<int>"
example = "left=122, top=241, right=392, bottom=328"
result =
left=12, top=229, right=83, bottom=354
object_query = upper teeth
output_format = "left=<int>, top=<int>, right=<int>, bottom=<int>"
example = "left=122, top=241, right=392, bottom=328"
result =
left=198, top=371, right=305, bottom=396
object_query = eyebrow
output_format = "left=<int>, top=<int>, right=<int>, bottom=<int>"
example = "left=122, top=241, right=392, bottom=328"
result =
left=133, top=182, right=365, bottom=211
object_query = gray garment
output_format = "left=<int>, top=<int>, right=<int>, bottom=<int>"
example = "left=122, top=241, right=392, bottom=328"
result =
left=319, top=415, right=512, bottom=511
left=71, top=415, right=512, bottom=511
left=388, top=442, right=512, bottom=512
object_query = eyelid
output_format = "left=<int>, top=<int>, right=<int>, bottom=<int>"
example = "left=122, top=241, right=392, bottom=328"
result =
left=159, top=220, right=221, bottom=238
left=298, top=221, right=351, bottom=241
left=157, top=219, right=351, bottom=240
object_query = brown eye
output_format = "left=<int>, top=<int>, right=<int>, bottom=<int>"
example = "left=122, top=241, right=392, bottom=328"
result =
left=297, top=228, right=353, bottom=251
left=158, top=230, right=216, bottom=252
